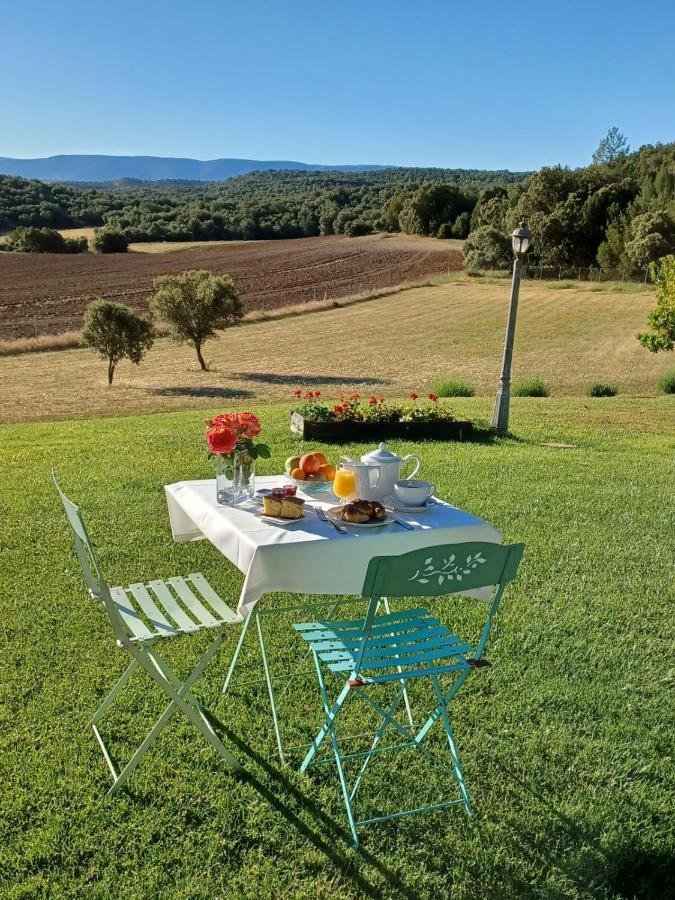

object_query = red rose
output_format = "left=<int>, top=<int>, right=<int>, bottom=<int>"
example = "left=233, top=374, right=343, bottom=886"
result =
left=409, top=392, right=418, bottom=400
left=206, top=424, right=237, bottom=455
left=429, top=393, right=439, bottom=402
left=234, top=412, right=261, bottom=438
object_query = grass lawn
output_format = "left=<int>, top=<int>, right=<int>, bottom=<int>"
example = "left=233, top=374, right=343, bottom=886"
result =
left=0, top=279, right=666, bottom=424
left=1, top=398, right=673, bottom=898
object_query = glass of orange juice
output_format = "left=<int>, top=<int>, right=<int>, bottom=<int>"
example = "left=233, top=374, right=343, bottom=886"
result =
left=333, top=466, right=357, bottom=503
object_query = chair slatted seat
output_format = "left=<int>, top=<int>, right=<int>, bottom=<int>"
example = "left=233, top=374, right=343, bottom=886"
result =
left=53, top=473, right=242, bottom=793
left=293, top=540, right=525, bottom=848
left=295, top=609, right=472, bottom=678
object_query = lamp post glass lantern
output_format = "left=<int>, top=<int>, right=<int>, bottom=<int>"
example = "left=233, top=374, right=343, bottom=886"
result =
left=491, top=223, right=533, bottom=435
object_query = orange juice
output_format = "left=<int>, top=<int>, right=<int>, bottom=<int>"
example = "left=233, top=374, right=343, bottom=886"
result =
left=333, top=468, right=357, bottom=502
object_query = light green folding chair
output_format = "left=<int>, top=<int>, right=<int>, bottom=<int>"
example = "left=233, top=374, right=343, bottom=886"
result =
left=293, top=540, right=525, bottom=848
left=53, top=473, right=242, bottom=793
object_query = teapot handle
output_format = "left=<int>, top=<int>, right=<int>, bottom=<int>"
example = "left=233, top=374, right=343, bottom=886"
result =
left=400, top=454, right=421, bottom=480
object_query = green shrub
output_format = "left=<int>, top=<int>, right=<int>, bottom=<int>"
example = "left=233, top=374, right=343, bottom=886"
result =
left=657, top=369, right=675, bottom=394
left=89, top=229, right=129, bottom=253
left=585, top=382, right=618, bottom=397
left=431, top=376, right=475, bottom=397
left=513, top=377, right=550, bottom=397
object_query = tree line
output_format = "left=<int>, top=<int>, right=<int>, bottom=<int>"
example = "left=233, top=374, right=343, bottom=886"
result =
left=1, top=133, right=673, bottom=274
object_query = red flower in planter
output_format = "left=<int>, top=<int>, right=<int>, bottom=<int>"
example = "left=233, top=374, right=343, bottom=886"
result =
left=409, top=392, right=418, bottom=400
left=293, top=389, right=302, bottom=398
left=429, top=393, right=439, bottom=402
left=368, top=396, right=378, bottom=405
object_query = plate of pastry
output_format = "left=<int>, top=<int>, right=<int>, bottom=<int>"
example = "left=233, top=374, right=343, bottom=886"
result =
left=326, top=500, right=394, bottom=528
left=259, top=493, right=306, bottom=524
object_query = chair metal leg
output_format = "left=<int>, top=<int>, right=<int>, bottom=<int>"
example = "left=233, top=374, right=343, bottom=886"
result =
left=414, top=666, right=471, bottom=746
left=94, top=632, right=241, bottom=794
left=431, top=675, right=472, bottom=814
left=349, top=683, right=406, bottom=802
left=313, top=651, right=360, bottom=848
left=89, top=659, right=138, bottom=727
left=300, top=679, right=351, bottom=773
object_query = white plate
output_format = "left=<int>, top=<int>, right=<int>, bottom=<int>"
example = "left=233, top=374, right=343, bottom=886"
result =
left=258, top=511, right=306, bottom=526
left=383, top=495, right=436, bottom=512
left=326, top=506, right=394, bottom=528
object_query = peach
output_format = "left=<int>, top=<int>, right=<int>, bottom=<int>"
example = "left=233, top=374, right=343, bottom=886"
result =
left=300, top=453, right=321, bottom=474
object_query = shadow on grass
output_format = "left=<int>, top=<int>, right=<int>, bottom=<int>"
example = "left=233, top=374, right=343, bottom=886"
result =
left=151, top=386, right=254, bottom=399
left=206, top=710, right=419, bottom=900
left=493, top=760, right=675, bottom=899
left=232, top=372, right=392, bottom=387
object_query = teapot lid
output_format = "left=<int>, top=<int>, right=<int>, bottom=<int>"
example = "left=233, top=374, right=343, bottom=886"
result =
left=362, top=442, right=401, bottom=464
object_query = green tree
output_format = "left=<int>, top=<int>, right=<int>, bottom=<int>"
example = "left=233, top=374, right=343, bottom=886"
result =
left=89, top=229, right=129, bottom=253
left=637, top=255, right=675, bottom=352
left=81, top=300, right=155, bottom=384
left=150, top=269, right=243, bottom=371
left=592, top=127, right=630, bottom=165
left=5, top=226, right=67, bottom=252
left=622, top=211, right=674, bottom=271
left=463, top=226, right=512, bottom=271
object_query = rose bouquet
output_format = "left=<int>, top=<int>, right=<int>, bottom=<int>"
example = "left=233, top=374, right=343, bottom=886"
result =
left=205, top=411, right=270, bottom=504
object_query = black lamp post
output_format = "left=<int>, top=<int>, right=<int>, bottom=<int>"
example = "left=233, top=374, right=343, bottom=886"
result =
left=491, top=222, right=533, bottom=435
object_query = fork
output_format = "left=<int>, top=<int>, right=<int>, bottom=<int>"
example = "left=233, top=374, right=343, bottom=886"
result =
left=315, top=505, right=348, bottom=533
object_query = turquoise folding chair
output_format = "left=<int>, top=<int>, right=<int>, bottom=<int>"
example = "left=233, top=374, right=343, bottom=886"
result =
left=53, top=473, right=242, bottom=793
left=293, top=540, right=524, bottom=847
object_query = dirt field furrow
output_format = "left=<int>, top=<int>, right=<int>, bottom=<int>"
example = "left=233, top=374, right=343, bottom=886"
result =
left=0, top=234, right=463, bottom=339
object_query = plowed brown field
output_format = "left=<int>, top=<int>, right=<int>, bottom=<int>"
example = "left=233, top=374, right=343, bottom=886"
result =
left=0, top=234, right=463, bottom=339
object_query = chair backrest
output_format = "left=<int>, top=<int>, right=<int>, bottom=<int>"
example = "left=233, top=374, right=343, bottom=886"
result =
left=52, top=471, right=127, bottom=639
left=362, top=541, right=523, bottom=600
left=361, top=541, right=525, bottom=661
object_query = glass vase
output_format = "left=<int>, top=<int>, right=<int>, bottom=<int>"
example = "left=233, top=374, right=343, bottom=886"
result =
left=215, top=451, right=256, bottom=505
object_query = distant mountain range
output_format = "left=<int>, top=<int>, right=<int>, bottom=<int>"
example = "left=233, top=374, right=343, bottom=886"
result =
left=0, top=155, right=389, bottom=183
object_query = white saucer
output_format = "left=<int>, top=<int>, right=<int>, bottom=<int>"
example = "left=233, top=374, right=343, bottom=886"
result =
left=383, top=495, right=436, bottom=512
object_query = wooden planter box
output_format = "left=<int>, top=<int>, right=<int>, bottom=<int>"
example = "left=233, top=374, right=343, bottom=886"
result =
left=290, top=411, right=473, bottom=442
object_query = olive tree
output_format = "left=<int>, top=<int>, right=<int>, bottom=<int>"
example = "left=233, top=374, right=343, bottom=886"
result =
left=150, top=269, right=242, bottom=371
left=81, top=300, right=155, bottom=384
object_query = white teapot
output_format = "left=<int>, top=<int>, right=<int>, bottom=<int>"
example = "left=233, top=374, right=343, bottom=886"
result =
left=360, top=443, right=421, bottom=501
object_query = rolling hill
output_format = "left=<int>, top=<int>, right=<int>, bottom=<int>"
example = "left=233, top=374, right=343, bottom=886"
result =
left=0, top=154, right=389, bottom=183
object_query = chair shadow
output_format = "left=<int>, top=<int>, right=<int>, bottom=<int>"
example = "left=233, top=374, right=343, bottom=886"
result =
left=231, top=372, right=392, bottom=387
left=151, top=386, right=254, bottom=399
left=206, top=710, right=420, bottom=900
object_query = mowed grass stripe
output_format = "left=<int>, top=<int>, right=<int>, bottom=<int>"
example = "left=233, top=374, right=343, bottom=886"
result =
left=0, top=280, right=668, bottom=424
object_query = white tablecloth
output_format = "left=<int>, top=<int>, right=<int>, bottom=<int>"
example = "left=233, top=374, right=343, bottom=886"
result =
left=164, top=476, right=501, bottom=619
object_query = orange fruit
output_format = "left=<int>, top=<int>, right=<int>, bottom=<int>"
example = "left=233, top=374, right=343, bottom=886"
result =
left=300, top=453, right=321, bottom=474
left=313, top=451, right=328, bottom=466
left=319, top=463, right=336, bottom=481
left=290, top=467, right=306, bottom=480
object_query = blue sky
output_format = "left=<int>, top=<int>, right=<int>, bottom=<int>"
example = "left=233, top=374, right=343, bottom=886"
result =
left=2, top=0, right=673, bottom=170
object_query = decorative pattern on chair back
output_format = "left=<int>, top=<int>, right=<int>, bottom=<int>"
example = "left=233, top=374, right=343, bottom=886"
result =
left=52, top=472, right=128, bottom=640
left=362, top=542, right=524, bottom=600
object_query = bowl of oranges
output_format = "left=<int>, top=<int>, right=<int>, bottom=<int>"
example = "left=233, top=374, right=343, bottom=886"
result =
left=285, top=452, right=336, bottom=493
